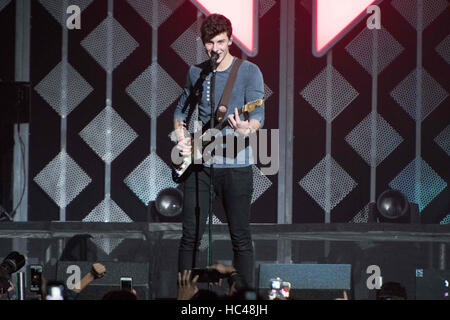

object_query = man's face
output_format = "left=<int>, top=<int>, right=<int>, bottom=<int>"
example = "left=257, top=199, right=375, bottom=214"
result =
left=204, top=32, right=233, bottom=64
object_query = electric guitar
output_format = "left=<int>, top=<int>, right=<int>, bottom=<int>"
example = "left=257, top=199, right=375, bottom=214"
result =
left=172, top=99, right=263, bottom=183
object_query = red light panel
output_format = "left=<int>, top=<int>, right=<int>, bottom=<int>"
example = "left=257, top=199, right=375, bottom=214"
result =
left=313, top=0, right=379, bottom=57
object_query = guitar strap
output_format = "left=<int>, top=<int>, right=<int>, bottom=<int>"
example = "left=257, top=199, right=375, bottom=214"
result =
left=216, top=58, right=244, bottom=122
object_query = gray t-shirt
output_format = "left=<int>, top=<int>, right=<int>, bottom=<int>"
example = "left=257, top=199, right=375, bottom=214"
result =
left=174, top=58, right=265, bottom=168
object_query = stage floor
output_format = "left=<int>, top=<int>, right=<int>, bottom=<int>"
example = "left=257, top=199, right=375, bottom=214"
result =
left=1, top=222, right=449, bottom=300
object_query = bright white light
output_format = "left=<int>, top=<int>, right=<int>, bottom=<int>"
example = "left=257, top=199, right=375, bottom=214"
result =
left=47, top=287, right=64, bottom=300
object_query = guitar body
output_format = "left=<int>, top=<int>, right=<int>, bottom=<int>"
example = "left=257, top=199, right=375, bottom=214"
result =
left=172, top=161, right=192, bottom=183
left=171, top=99, right=263, bottom=183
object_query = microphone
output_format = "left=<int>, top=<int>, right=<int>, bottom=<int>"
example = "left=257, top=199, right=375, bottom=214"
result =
left=210, top=51, right=219, bottom=70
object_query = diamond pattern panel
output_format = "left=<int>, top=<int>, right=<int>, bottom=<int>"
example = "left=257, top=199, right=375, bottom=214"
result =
left=199, top=214, right=225, bottom=251
left=441, top=214, right=450, bottom=225
left=79, top=106, right=138, bottom=164
left=83, top=195, right=133, bottom=223
left=198, top=236, right=210, bottom=251
left=127, top=0, right=183, bottom=29
left=391, top=68, right=448, bottom=121
left=39, top=0, right=93, bottom=25
left=124, top=153, right=178, bottom=205
left=300, top=0, right=312, bottom=15
left=264, top=83, right=274, bottom=101
left=345, top=112, right=404, bottom=167
left=435, top=125, right=450, bottom=156
left=34, top=62, right=93, bottom=118
left=389, top=157, right=447, bottom=211
left=34, top=151, right=92, bottom=209
left=260, top=0, right=276, bottom=18
left=299, top=155, right=357, bottom=212
left=207, top=214, right=223, bottom=225
left=90, top=238, right=124, bottom=256
left=171, top=19, right=209, bottom=66
left=350, top=204, right=370, bottom=223
left=391, top=0, right=449, bottom=31
left=346, top=27, right=404, bottom=75
left=301, top=66, right=359, bottom=123
left=252, top=165, right=273, bottom=204
left=0, top=0, right=11, bottom=12
left=81, top=16, right=139, bottom=72
left=187, top=106, right=201, bottom=134
left=436, top=35, right=450, bottom=65
left=126, top=62, right=182, bottom=119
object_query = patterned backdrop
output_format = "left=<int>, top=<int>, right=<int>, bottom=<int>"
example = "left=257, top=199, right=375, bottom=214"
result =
left=28, top=0, right=279, bottom=236
left=293, top=0, right=449, bottom=223
left=2, top=0, right=444, bottom=248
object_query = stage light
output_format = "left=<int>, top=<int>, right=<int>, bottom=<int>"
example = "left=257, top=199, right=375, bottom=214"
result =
left=191, top=0, right=258, bottom=57
left=155, top=188, right=183, bottom=217
left=368, top=189, right=420, bottom=224
left=377, top=189, right=409, bottom=220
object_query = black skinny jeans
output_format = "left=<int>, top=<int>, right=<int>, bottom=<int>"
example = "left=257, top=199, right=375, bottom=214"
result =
left=178, top=165, right=254, bottom=286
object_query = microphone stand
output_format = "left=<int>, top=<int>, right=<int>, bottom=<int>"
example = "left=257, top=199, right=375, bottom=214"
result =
left=207, top=55, right=218, bottom=274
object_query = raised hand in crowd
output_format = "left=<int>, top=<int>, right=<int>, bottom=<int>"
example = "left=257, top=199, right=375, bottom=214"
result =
left=335, top=290, right=349, bottom=300
left=177, top=270, right=199, bottom=300
left=0, top=281, right=14, bottom=300
left=71, top=262, right=106, bottom=294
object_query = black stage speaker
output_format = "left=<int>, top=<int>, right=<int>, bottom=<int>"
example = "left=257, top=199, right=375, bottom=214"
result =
left=258, top=264, right=351, bottom=300
left=56, top=261, right=150, bottom=300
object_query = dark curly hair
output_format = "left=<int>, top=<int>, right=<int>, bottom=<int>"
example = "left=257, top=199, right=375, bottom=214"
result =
left=201, top=14, right=233, bottom=44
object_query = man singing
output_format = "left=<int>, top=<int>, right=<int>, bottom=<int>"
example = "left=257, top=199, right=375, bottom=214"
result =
left=173, top=14, right=265, bottom=286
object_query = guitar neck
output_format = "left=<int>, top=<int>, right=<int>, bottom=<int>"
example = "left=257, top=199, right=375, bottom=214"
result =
left=203, top=98, right=262, bottom=133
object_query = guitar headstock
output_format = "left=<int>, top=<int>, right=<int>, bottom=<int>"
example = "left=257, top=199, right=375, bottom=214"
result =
left=243, top=98, right=264, bottom=113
